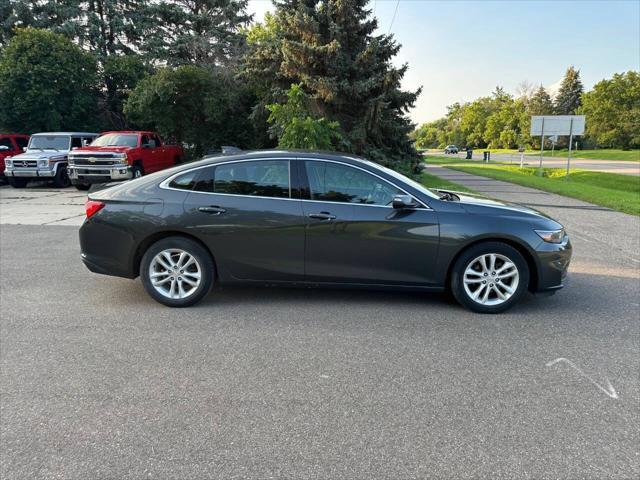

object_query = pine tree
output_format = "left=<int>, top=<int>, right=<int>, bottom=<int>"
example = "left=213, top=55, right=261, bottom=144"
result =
left=528, top=85, right=554, bottom=115
left=144, top=0, right=252, bottom=67
left=244, top=0, right=421, bottom=171
left=554, top=66, right=584, bottom=115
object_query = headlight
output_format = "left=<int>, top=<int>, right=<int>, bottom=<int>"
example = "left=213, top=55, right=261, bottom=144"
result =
left=38, top=159, right=48, bottom=168
left=535, top=228, right=565, bottom=244
left=5, top=158, right=12, bottom=167
left=114, top=153, right=127, bottom=160
left=68, top=158, right=75, bottom=165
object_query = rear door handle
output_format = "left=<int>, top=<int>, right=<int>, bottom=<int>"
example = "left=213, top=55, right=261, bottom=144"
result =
left=308, top=212, right=336, bottom=220
left=198, top=206, right=226, bottom=215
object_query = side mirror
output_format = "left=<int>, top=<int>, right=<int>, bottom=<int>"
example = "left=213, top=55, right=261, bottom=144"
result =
left=392, top=195, right=419, bottom=209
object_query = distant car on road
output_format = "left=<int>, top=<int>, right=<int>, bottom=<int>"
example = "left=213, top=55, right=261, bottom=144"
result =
left=68, top=131, right=184, bottom=190
left=4, top=132, right=97, bottom=188
left=79, top=150, right=572, bottom=313
left=444, top=145, right=459, bottom=154
left=0, top=134, right=30, bottom=181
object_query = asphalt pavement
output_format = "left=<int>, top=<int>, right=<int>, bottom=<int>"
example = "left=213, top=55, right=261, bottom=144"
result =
left=428, top=151, right=640, bottom=176
left=1, top=183, right=639, bottom=479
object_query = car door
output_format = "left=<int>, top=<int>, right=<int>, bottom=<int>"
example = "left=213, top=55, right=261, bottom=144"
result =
left=299, top=159, right=440, bottom=286
left=180, top=158, right=306, bottom=282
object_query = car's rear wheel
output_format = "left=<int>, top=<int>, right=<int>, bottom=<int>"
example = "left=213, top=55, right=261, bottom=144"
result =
left=451, top=242, right=529, bottom=313
left=140, top=236, right=214, bottom=307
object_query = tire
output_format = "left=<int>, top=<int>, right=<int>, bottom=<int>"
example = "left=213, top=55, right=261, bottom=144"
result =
left=73, top=182, right=90, bottom=191
left=132, top=164, right=143, bottom=179
left=140, top=236, right=214, bottom=307
left=53, top=166, right=71, bottom=188
left=450, top=241, right=529, bottom=314
left=7, top=177, right=27, bottom=188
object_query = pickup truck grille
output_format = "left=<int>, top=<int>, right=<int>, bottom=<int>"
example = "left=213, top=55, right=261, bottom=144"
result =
left=70, top=153, right=124, bottom=166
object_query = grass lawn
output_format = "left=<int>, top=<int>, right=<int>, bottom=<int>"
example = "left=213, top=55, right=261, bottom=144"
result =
left=424, top=156, right=640, bottom=216
left=419, top=171, right=476, bottom=194
left=423, top=148, right=640, bottom=162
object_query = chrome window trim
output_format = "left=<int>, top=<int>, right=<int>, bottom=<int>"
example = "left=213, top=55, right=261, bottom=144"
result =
left=159, top=157, right=431, bottom=210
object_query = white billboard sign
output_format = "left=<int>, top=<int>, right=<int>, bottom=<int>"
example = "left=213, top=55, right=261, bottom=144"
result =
left=530, top=115, right=585, bottom=136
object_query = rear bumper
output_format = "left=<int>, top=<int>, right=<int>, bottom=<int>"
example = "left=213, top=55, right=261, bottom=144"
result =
left=69, top=164, right=132, bottom=184
left=79, top=217, right=138, bottom=279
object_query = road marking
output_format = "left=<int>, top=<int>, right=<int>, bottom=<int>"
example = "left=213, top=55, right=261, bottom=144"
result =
left=546, top=357, right=618, bottom=399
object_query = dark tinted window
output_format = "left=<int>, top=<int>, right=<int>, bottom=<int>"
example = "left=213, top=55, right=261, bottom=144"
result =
left=71, top=137, right=83, bottom=148
left=0, top=138, right=13, bottom=149
left=169, top=170, right=199, bottom=191
left=305, top=160, right=402, bottom=206
left=193, top=160, right=290, bottom=198
left=16, top=137, right=28, bottom=149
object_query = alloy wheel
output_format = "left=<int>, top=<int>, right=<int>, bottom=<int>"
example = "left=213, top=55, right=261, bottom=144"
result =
left=149, top=248, right=202, bottom=299
left=462, top=253, right=520, bottom=306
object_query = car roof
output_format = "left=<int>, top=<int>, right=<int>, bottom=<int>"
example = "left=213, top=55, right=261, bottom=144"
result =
left=98, top=131, right=153, bottom=135
left=31, top=132, right=98, bottom=137
left=200, top=149, right=374, bottom=166
left=0, top=133, right=30, bottom=138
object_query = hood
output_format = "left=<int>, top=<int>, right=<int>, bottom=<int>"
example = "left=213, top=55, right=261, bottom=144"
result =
left=435, top=189, right=554, bottom=220
left=72, top=146, right=132, bottom=154
left=10, top=150, right=67, bottom=160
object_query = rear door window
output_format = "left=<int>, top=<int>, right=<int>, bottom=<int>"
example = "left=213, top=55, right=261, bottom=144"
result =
left=191, top=160, right=290, bottom=198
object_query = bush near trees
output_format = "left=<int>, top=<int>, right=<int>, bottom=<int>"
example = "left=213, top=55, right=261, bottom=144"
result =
left=0, top=28, right=99, bottom=132
left=124, top=65, right=256, bottom=158
left=414, top=67, right=639, bottom=151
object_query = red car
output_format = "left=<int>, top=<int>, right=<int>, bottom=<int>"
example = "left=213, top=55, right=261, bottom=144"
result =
left=0, top=134, right=30, bottom=179
left=67, top=131, right=184, bottom=190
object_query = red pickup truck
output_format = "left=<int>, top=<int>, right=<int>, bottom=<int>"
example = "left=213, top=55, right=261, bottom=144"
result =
left=0, top=134, right=30, bottom=179
left=67, top=131, right=184, bottom=190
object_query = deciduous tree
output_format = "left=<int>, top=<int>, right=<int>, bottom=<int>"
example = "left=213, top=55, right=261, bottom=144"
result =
left=0, top=28, right=99, bottom=132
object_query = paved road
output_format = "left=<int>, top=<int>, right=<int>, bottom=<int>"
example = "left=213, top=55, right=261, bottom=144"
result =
left=1, top=183, right=639, bottom=479
left=427, top=151, right=640, bottom=175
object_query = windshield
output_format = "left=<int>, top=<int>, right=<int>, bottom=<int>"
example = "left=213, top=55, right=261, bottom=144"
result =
left=375, top=163, right=440, bottom=199
left=28, top=136, right=70, bottom=151
left=91, top=134, right=139, bottom=148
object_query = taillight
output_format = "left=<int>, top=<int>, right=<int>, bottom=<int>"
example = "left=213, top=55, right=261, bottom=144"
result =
left=85, top=200, right=105, bottom=219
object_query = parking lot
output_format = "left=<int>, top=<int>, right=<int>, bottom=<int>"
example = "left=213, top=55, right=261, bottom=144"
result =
left=1, top=182, right=639, bottom=479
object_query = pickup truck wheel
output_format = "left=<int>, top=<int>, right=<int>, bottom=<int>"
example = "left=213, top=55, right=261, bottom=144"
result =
left=140, top=236, right=214, bottom=307
left=7, top=177, right=28, bottom=188
left=132, top=164, right=143, bottom=179
left=74, top=183, right=90, bottom=191
left=53, top=166, right=71, bottom=188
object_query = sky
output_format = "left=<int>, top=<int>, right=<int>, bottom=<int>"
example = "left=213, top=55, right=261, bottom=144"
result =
left=246, top=0, right=640, bottom=125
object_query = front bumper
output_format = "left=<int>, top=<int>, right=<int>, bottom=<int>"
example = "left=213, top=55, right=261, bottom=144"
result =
left=4, top=168, right=55, bottom=178
left=534, top=235, right=572, bottom=292
left=68, top=164, right=132, bottom=184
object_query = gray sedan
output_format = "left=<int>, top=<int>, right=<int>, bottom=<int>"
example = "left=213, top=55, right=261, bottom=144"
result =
left=79, top=150, right=571, bottom=313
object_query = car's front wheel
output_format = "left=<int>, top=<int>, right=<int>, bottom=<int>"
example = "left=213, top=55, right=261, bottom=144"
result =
left=451, top=242, right=529, bottom=313
left=140, top=236, right=214, bottom=307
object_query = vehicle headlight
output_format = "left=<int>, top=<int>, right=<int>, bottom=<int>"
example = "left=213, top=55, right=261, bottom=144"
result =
left=535, top=228, right=565, bottom=244
left=68, top=158, right=75, bottom=165
left=5, top=158, right=12, bottom=167
left=114, top=153, right=127, bottom=160
left=38, top=159, right=48, bottom=168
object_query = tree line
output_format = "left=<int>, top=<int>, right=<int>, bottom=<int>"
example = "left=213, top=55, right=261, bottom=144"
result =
left=0, top=0, right=421, bottom=171
left=413, top=67, right=640, bottom=151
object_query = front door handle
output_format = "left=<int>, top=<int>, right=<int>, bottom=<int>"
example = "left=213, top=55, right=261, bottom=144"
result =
left=308, top=212, right=336, bottom=220
left=198, top=206, right=226, bottom=215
